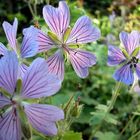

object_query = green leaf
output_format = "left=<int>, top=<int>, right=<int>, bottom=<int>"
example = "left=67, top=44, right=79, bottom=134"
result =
left=62, top=131, right=83, bottom=140
left=74, top=106, right=93, bottom=124
left=95, top=131, right=118, bottom=140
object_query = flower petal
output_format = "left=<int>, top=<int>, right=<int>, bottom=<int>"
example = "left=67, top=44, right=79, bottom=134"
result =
left=68, top=48, right=96, bottom=78
left=66, top=16, right=100, bottom=44
left=0, top=108, right=21, bottom=140
left=36, top=30, right=55, bottom=53
left=24, top=104, right=64, bottom=136
left=0, top=93, right=11, bottom=108
left=113, top=64, right=134, bottom=85
left=43, top=1, right=70, bottom=37
left=135, top=63, right=140, bottom=79
left=119, top=31, right=140, bottom=55
left=0, top=43, right=7, bottom=55
left=21, top=26, right=39, bottom=58
left=0, top=51, right=18, bottom=94
left=2, top=18, right=18, bottom=53
left=21, top=58, right=61, bottom=98
left=18, top=63, right=28, bottom=79
left=107, top=45, right=126, bottom=66
left=47, top=50, right=64, bottom=81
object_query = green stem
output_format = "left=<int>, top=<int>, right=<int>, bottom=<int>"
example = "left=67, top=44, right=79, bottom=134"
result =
left=27, top=1, right=35, bottom=18
left=33, top=3, right=37, bottom=16
left=89, top=82, right=122, bottom=140
left=120, top=115, right=135, bottom=135
left=128, top=130, right=140, bottom=140
left=46, top=0, right=50, bottom=5
left=29, top=123, right=33, bottom=140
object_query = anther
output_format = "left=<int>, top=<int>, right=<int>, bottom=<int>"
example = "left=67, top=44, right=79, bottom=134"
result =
left=13, top=108, right=17, bottom=117
left=0, top=54, right=4, bottom=59
left=134, top=64, right=137, bottom=68
left=0, top=114, right=3, bottom=119
left=14, top=87, right=17, bottom=92
left=130, top=64, right=133, bottom=69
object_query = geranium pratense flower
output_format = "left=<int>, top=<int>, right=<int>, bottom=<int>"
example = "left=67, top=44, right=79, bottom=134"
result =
left=36, top=1, right=100, bottom=80
left=108, top=31, right=140, bottom=85
left=0, top=18, right=38, bottom=78
left=0, top=51, right=64, bottom=140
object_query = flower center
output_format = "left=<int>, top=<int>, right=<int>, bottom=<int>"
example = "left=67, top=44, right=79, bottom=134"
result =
left=128, top=56, right=139, bottom=68
left=62, top=44, right=70, bottom=54
left=11, top=95, right=22, bottom=107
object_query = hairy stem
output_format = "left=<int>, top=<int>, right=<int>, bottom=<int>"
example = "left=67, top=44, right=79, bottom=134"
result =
left=27, top=1, right=35, bottom=18
left=128, top=130, right=140, bottom=140
left=89, top=82, right=122, bottom=140
left=120, top=114, right=135, bottom=135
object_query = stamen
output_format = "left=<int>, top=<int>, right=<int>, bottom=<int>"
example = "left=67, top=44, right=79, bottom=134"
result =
left=130, top=64, right=133, bottom=69
left=0, top=54, right=4, bottom=59
left=14, top=87, right=17, bottom=92
left=0, top=114, right=3, bottom=119
left=13, top=108, right=17, bottom=119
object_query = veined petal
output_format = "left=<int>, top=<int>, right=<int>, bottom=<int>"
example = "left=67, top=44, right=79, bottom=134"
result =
left=135, top=63, right=140, bottom=79
left=36, top=30, right=55, bottom=53
left=66, top=16, right=100, bottom=45
left=18, top=63, right=28, bottom=79
left=24, top=103, right=64, bottom=136
left=107, top=45, right=126, bottom=66
left=0, top=43, right=7, bottom=55
left=0, top=93, right=11, bottom=108
left=47, top=50, right=64, bottom=81
left=0, top=51, right=18, bottom=94
left=119, top=31, right=140, bottom=55
left=21, top=26, right=39, bottom=58
left=113, top=64, right=134, bottom=85
left=68, top=48, right=96, bottom=78
left=43, top=1, right=70, bottom=37
left=0, top=108, right=21, bottom=140
left=21, top=58, right=61, bottom=98
left=2, top=18, right=18, bottom=53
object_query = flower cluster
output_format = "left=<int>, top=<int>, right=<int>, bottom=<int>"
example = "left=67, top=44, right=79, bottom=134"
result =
left=0, top=1, right=101, bottom=140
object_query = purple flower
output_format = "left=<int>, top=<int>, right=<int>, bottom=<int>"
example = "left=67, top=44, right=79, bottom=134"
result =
left=108, top=31, right=140, bottom=85
left=0, top=51, right=64, bottom=140
left=0, top=18, right=39, bottom=78
left=36, top=1, right=100, bottom=80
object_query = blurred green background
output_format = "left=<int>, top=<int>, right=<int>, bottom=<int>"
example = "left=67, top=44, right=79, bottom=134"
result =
left=1, top=0, right=140, bottom=140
